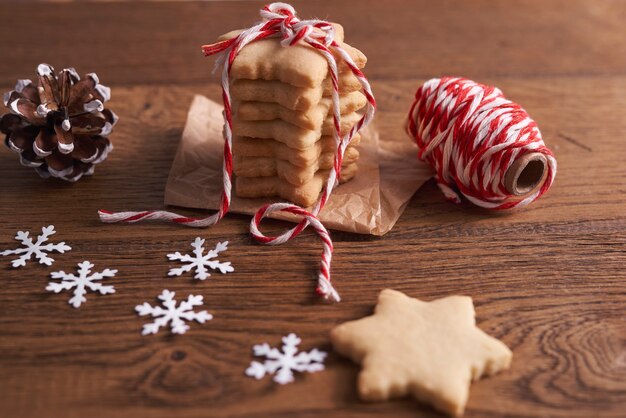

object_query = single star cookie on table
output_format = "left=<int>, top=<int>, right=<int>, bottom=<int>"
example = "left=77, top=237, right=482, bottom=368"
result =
left=330, top=289, right=512, bottom=417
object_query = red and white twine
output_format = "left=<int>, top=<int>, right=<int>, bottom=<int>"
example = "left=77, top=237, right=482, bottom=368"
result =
left=99, top=3, right=376, bottom=302
left=406, top=77, right=556, bottom=209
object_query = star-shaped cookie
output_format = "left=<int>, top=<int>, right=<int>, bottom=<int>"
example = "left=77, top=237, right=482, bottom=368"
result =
left=219, top=23, right=367, bottom=88
left=330, top=289, right=512, bottom=417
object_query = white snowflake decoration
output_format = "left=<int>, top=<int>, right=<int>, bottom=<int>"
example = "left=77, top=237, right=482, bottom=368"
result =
left=167, top=238, right=234, bottom=280
left=245, top=333, right=327, bottom=384
left=136, top=289, right=213, bottom=336
left=46, top=261, right=117, bottom=308
left=1, top=225, right=71, bottom=267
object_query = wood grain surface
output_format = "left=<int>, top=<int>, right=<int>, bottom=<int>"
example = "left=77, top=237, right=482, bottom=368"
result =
left=0, top=1, right=625, bottom=417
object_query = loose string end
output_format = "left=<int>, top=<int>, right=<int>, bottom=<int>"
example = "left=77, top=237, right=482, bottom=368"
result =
left=98, top=209, right=146, bottom=223
left=316, top=275, right=341, bottom=302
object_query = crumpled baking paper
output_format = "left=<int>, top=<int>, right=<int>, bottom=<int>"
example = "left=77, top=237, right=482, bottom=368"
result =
left=164, top=95, right=431, bottom=235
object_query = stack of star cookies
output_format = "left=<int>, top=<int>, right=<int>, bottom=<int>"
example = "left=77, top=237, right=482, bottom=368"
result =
left=220, top=24, right=368, bottom=207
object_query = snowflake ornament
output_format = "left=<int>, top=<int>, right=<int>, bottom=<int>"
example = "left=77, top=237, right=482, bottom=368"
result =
left=1, top=225, right=71, bottom=267
left=245, top=333, right=327, bottom=384
left=46, top=261, right=117, bottom=308
left=136, top=289, right=213, bottom=336
left=167, top=238, right=234, bottom=280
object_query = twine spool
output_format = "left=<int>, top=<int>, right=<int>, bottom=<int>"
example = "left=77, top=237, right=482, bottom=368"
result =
left=406, top=77, right=556, bottom=210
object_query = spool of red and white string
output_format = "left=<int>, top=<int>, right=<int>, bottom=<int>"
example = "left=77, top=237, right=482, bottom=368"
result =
left=406, top=77, right=556, bottom=209
left=98, top=3, right=376, bottom=302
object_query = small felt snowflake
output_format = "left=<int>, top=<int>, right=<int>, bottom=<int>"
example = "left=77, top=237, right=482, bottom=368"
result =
left=135, top=289, right=213, bottom=336
left=46, top=261, right=117, bottom=308
left=245, top=333, right=327, bottom=384
left=1, top=225, right=71, bottom=267
left=167, top=238, right=234, bottom=280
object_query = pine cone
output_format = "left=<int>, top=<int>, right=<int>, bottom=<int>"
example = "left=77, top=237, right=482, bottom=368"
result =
left=0, top=63, right=117, bottom=182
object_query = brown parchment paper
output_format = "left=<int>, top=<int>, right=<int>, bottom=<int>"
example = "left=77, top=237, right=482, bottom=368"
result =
left=164, top=95, right=432, bottom=235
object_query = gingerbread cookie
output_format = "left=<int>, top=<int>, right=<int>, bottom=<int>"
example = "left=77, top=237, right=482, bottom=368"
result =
left=232, top=134, right=361, bottom=167
left=219, top=25, right=367, bottom=88
left=235, top=91, right=366, bottom=130
left=232, top=112, right=362, bottom=150
left=230, top=73, right=363, bottom=111
left=234, top=146, right=359, bottom=186
left=235, top=163, right=358, bottom=207
left=330, top=289, right=512, bottom=417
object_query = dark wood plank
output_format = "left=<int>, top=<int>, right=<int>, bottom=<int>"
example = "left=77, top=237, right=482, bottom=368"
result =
left=0, top=1, right=625, bottom=418
left=1, top=0, right=626, bottom=87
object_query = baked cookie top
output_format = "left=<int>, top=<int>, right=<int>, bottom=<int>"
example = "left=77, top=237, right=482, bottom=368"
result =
left=218, top=23, right=367, bottom=88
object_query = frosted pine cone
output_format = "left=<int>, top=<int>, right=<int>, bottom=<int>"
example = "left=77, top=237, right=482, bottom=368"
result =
left=1, top=63, right=117, bottom=182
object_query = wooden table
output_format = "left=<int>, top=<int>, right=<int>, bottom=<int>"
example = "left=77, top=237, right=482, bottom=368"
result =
left=1, top=1, right=624, bottom=417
